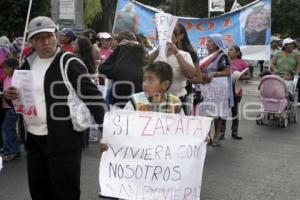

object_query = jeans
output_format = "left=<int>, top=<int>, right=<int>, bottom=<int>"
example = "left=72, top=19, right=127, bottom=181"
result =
left=221, top=96, right=242, bottom=134
left=1, top=108, right=19, bottom=155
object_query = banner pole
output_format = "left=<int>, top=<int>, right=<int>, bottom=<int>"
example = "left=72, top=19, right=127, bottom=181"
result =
left=112, top=0, right=122, bottom=34
left=19, top=0, right=33, bottom=67
left=208, top=0, right=210, bottom=18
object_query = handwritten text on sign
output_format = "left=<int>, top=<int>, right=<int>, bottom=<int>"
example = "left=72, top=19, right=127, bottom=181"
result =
left=195, top=77, right=229, bottom=118
left=99, top=111, right=212, bottom=200
left=155, top=12, right=178, bottom=61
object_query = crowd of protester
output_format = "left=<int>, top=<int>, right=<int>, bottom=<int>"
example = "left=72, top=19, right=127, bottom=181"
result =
left=0, top=15, right=300, bottom=200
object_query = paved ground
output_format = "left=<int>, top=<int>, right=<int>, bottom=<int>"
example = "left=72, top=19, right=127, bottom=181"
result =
left=1, top=68, right=300, bottom=200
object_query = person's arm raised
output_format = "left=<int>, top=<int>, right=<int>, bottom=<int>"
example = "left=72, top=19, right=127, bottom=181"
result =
left=147, top=48, right=159, bottom=64
left=167, top=42, right=196, bottom=79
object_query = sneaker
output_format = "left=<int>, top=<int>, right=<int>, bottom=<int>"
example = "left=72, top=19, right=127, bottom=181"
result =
left=2, top=153, right=18, bottom=162
left=212, top=139, right=221, bottom=147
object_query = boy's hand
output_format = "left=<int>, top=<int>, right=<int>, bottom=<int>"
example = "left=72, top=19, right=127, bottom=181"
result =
left=99, top=141, right=108, bottom=152
left=4, top=87, right=19, bottom=100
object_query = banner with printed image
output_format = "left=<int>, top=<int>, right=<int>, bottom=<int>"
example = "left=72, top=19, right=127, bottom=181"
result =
left=113, top=0, right=271, bottom=61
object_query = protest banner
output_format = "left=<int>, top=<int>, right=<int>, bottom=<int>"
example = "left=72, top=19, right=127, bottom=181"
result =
left=99, top=110, right=213, bottom=200
left=155, top=12, right=178, bottom=61
left=231, top=0, right=242, bottom=11
left=59, top=0, right=75, bottom=20
left=11, top=70, right=37, bottom=116
left=113, top=0, right=271, bottom=60
left=209, top=0, right=225, bottom=13
left=195, top=77, right=230, bottom=118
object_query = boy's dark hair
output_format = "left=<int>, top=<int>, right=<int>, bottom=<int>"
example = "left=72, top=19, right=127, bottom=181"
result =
left=3, top=57, right=19, bottom=69
left=143, top=61, right=173, bottom=90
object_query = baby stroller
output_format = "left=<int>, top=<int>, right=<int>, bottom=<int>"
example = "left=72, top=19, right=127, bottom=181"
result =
left=256, top=75, right=297, bottom=127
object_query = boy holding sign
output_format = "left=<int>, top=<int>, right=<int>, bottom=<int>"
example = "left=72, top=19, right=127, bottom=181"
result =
left=99, top=61, right=182, bottom=152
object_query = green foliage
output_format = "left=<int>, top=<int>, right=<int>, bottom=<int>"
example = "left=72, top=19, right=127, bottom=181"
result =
left=84, top=0, right=102, bottom=27
left=272, top=0, right=300, bottom=37
left=179, top=0, right=204, bottom=17
left=0, top=0, right=50, bottom=39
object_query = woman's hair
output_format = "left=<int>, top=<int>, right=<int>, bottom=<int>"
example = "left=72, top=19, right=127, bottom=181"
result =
left=114, top=30, right=137, bottom=43
left=83, top=29, right=99, bottom=44
left=175, top=23, right=198, bottom=63
left=116, top=30, right=146, bottom=63
left=3, top=57, right=18, bottom=69
left=231, top=45, right=243, bottom=59
left=76, top=36, right=96, bottom=74
left=143, top=61, right=173, bottom=90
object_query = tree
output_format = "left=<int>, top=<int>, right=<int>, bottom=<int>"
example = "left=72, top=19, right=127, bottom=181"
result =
left=0, top=0, right=50, bottom=39
left=84, top=0, right=102, bottom=27
left=272, top=0, right=300, bottom=37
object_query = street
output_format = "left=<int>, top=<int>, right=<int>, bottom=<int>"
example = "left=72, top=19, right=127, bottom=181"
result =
left=1, top=73, right=300, bottom=200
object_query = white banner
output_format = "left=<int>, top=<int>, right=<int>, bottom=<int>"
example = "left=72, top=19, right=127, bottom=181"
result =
left=195, top=77, right=229, bottom=118
left=59, top=0, right=75, bottom=20
left=231, top=0, right=242, bottom=11
left=209, top=0, right=225, bottom=13
left=99, top=110, right=213, bottom=200
left=155, top=12, right=178, bottom=61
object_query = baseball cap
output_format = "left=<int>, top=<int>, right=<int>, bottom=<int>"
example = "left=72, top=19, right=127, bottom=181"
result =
left=0, top=36, right=10, bottom=47
left=27, top=16, right=57, bottom=39
left=99, top=32, right=112, bottom=39
left=282, top=37, right=295, bottom=46
left=60, top=28, right=76, bottom=41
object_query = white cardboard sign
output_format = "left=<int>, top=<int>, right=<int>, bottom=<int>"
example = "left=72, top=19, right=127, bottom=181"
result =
left=99, top=110, right=212, bottom=200
left=195, top=77, right=229, bottom=118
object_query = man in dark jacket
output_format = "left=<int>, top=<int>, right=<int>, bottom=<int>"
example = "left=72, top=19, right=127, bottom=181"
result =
left=4, top=16, right=105, bottom=200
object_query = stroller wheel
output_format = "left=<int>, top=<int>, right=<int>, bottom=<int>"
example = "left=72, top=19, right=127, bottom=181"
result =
left=278, top=117, right=286, bottom=127
left=293, top=114, right=297, bottom=123
left=256, top=119, right=261, bottom=125
left=256, top=114, right=263, bottom=125
left=283, top=117, right=288, bottom=127
left=289, top=112, right=297, bottom=123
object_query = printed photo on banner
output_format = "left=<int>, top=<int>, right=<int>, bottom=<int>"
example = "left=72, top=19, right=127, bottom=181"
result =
left=114, top=1, right=139, bottom=33
left=99, top=111, right=213, bottom=200
left=113, top=0, right=271, bottom=61
left=240, top=1, right=271, bottom=45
